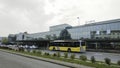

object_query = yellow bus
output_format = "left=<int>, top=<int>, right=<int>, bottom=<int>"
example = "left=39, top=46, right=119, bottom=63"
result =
left=49, top=40, right=86, bottom=52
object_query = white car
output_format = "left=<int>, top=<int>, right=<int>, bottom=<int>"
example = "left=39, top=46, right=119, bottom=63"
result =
left=30, top=45, right=38, bottom=49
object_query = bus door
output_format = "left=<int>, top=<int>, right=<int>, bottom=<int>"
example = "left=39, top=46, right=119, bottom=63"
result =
left=79, top=40, right=82, bottom=47
left=56, top=42, right=60, bottom=50
left=79, top=40, right=85, bottom=52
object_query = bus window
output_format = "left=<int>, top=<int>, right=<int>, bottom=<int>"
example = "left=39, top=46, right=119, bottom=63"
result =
left=50, top=42, right=54, bottom=46
left=54, top=42, right=58, bottom=46
left=74, top=42, right=79, bottom=47
left=66, top=42, right=70, bottom=47
left=71, top=42, right=75, bottom=47
left=64, top=42, right=67, bottom=47
left=61, top=43, right=64, bottom=47
left=81, top=42, right=85, bottom=46
left=57, top=42, right=60, bottom=46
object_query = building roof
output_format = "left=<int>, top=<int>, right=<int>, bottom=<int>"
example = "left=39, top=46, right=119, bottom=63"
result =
left=50, top=24, right=72, bottom=31
left=50, top=24, right=71, bottom=28
left=86, top=18, right=120, bottom=26
left=72, top=18, right=120, bottom=29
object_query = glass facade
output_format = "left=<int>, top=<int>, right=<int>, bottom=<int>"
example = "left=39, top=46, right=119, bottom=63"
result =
left=66, top=19, right=120, bottom=39
left=16, top=19, right=120, bottom=41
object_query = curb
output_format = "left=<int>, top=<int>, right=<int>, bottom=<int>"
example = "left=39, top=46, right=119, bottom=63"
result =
left=0, top=49, right=93, bottom=68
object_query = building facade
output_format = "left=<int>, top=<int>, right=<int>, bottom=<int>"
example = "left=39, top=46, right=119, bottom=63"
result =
left=15, top=19, right=120, bottom=41
left=68, top=19, right=120, bottom=39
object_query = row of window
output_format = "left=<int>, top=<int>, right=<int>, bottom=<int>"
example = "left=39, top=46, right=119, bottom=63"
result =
left=50, top=42, right=85, bottom=47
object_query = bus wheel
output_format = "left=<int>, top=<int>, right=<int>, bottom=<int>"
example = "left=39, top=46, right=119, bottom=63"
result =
left=67, top=48, right=71, bottom=52
left=52, top=47, right=55, bottom=51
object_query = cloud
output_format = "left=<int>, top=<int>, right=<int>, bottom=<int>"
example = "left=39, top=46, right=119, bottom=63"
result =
left=0, top=0, right=120, bottom=36
left=0, top=0, right=55, bottom=36
left=46, top=0, right=120, bottom=26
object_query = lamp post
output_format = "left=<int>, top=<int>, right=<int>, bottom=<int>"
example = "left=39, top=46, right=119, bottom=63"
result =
left=77, top=17, right=80, bottom=25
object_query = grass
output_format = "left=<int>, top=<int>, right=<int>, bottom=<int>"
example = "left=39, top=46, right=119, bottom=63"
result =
left=0, top=48, right=120, bottom=68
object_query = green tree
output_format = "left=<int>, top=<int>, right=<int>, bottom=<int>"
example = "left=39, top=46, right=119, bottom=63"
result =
left=45, top=35, right=52, bottom=40
left=59, top=29, right=72, bottom=40
left=70, top=54, right=75, bottom=60
left=52, top=34, right=58, bottom=40
left=38, top=37, right=44, bottom=40
left=1, top=37, right=8, bottom=44
left=91, top=56, right=96, bottom=63
left=79, top=55, right=87, bottom=61
left=57, top=52, right=61, bottom=57
left=64, top=52, right=68, bottom=58
left=104, top=58, right=111, bottom=65
left=117, top=60, right=120, bottom=66
left=53, top=53, right=57, bottom=57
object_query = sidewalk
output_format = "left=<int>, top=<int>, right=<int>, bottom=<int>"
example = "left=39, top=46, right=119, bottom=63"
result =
left=0, top=49, right=93, bottom=68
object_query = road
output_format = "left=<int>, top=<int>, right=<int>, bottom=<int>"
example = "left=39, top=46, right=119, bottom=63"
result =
left=42, top=50, right=120, bottom=63
left=0, top=51, right=69, bottom=68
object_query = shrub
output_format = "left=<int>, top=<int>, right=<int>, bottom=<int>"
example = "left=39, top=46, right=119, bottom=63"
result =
left=27, top=50, right=30, bottom=53
left=104, top=58, right=111, bottom=65
left=70, top=54, right=75, bottom=60
left=91, top=56, right=96, bottom=63
left=57, top=52, right=61, bottom=57
left=18, top=47, right=24, bottom=52
left=64, top=52, right=68, bottom=58
left=37, top=51, right=42, bottom=55
left=44, top=52, right=46, bottom=55
left=46, top=53, right=50, bottom=56
left=79, top=55, right=87, bottom=61
left=117, top=60, right=120, bottom=66
left=53, top=53, right=57, bottom=57
left=44, top=52, right=50, bottom=56
left=32, top=50, right=36, bottom=53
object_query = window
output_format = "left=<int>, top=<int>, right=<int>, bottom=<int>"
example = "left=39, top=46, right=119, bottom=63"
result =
left=74, top=42, right=80, bottom=47
left=81, top=42, right=85, bottom=46
left=22, top=35, right=24, bottom=40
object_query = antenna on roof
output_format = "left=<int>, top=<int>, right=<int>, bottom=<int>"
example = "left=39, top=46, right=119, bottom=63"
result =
left=77, top=17, right=80, bottom=25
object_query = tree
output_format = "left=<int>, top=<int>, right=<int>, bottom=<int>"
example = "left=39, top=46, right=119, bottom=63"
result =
left=38, top=37, right=44, bottom=40
left=64, top=52, right=68, bottom=58
left=91, top=56, right=96, bottom=63
left=79, top=55, right=87, bottom=61
left=104, top=58, right=111, bottom=65
left=57, top=52, right=61, bottom=57
left=59, top=29, right=72, bottom=40
left=8, top=35, right=16, bottom=42
left=45, top=35, right=52, bottom=40
left=70, top=54, right=75, bottom=60
left=1, top=37, right=9, bottom=44
left=117, top=60, right=120, bottom=66
left=52, top=34, right=58, bottom=40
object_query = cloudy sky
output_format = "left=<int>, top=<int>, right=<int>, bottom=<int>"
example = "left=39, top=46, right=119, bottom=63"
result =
left=0, top=0, right=120, bottom=36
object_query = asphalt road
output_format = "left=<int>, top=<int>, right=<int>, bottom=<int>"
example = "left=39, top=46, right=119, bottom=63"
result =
left=0, top=51, right=69, bottom=68
left=42, top=50, right=120, bottom=63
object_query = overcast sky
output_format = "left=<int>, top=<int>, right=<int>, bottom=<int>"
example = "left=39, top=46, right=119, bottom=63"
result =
left=0, top=0, right=120, bottom=37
